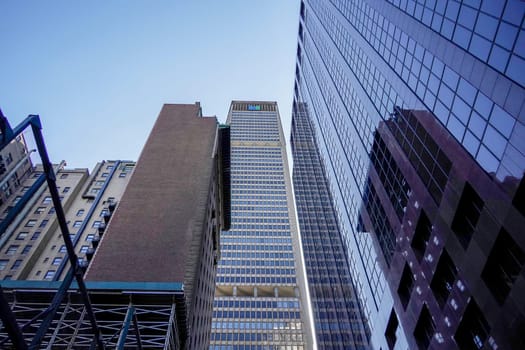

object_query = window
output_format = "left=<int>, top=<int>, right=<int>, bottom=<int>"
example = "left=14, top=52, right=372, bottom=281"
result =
left=60, top=174, right=68, bottom=179
left=385, top=309, right=399, bottom=350
left=119, top=172, right=126, bottom=178
left=11, top=260, right=22, bottom=270
left=482, top=229, right=525, bottom=304
left=101, top=172, right=109, bottom=178
left=73, top=220, right=83, bottom=228
left=85, top=234, right=95, bottom=242
left=59, top=245, right=67, bottom=253
left=454, top=299, right=490, bottom=349
left=48, top=207, right=55, bottom=214
left=39, top=219, right=49, bottom=228
left=44, top=270, right=55, bottom=279
left=100, top=209, right=109, bottom=217
left=95, top=181, right=105, bottom=186
left=411, top=210, right=432, bottom=262
left=76, top=209, right=84, bottom=217
left=107, top=165, right=114, bottom=170
left=0, top=260, right=8, bottom=270
left=452, top=183, right=483, bottom=249
left=92, top=221, right=102, bottom=228
left=91, top=188, right=100, bottom=194
left=31, top=232, right=41, bottom=240
left=16, top=232, right=28, bottom=240
left=42, top=196, right=52, bottom=204
left=430, top=250, right=458, bottom=308
left=63, top=187, right=70, bottom=193
left=13, top=196, right=22, bottom=204
left=25, top=219, right=37, bottom=227
left=52, top=257, right=62, bottom=265
left=398, top=263, right=414, bottom=309
left=80, top=245, right=89, bottom=253
left=414, top=305, right=435, bottom=349
left=22, top=245, right=32, bottom=255
left=34, top=207, right=46, bottom=214
left=6, top=245, right=19, bottom=255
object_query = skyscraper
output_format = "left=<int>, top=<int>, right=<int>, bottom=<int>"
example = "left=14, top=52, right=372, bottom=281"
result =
left=293, top=1, right=524, bottom=349
left=291, top=102, right=371, bottom=349
left=210, top=101, right=314, bottom=349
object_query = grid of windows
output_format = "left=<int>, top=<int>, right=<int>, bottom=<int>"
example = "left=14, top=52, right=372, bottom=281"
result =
left=211, top=104, right=307, bottom=348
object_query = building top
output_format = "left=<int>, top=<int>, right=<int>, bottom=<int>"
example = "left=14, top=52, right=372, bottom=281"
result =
left=86, top=103, right=219, bottom=283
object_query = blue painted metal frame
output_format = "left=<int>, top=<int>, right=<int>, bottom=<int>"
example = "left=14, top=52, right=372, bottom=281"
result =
left=0, top=114, right=105, bottom=349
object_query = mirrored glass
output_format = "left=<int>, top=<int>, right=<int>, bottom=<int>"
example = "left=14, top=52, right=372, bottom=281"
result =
left=441, top=18, right=455, bottom=39
left=452, top=97, right=471, bottom=124
left=443, top=66, right=460, bottom=89
left=480, top=1, right=504, bottom=17
left=457, top=78, right=477, bottom=105
left=474, top=92, right=493, bottom=118
left=468, top=111, right=487, bottom=138
left=513, top=30, right=525, bottom=57
left=448, top=114, right=466, bottom=140
left=475, top=12, right=498, bottom=40
left=483, top=125, right=507, bottom=159
left=469, top=34, right=491, bottom=61
left=489, top=45, right=510, bottom=72
left=453, top=24, right=472, bottom=49
left=507, top=55, right=525, bottom=88
left=445, top=1, right=460, bottom=21
left=490, top=105, right=516, bottom=138
left=503, top=1, right=525, bottom=26
left=476, top=145, right=499, bottom=172
left=495, top=22, right=518, bottom=50
left=463, top=130, right=480, bottom=156
left=458, top=4, right=477, bottom=30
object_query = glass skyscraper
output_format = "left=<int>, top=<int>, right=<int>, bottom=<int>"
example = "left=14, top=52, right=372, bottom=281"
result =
left=210, top=101, right=314, bottom=349
left=291, top=102, right=371, bottom=349
left=293, top=1, right=524, bottom=349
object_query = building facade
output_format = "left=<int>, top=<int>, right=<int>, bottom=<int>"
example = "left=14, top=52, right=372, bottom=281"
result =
left=0, top=160, right=134, bottom=281
left=291, top=102, right=372, bottom=349
left=1, top=103, right=230, bottom=349
left=210, top=101, right=314, bottom=349
left=293, top=1, right=524, bottom=349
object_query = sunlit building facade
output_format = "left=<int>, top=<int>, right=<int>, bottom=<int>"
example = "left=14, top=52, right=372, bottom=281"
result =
left=210, top=101, right=314, bottom=349
left=291, top=102, right=371, bottom=349
left=293, top=1, right=525, bottom=349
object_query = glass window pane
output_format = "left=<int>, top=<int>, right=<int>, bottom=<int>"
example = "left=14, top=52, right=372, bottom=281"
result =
left=495, top=22, right=518, bottom=50
left=452, top=97, right=471, bottom=124
left=474, top=92, right=493, bottom=117
left=468, top=111, right=487, bottom=138
left=453, top=25, right=472, bottom=49
left=483, top=125, right=507, bottom=159
left=503, top=1, right=525, bottom=26
left=463, top=131, right=480, bottom=156
left=506, top=54, right=525, bottom=88
left=458, top=4, right=477, bottom=30
left=469, top=34, right=491, bottom=61
left=489, top=45, right=510, bottom=72
left=476, top=145, right=499, bottom=172
left=490, top=105, right=516, bottom=138
left=475, top=12, right=498, bottom=40
left=457, top=79, right=477, bottom=105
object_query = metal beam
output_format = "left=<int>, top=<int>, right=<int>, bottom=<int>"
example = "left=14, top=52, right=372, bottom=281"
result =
left=116, top=304, right=134, bottom=350
left=0, top=286, right=28, bottom=350
left=29, top=268, right=75, bottom=348
left=30, top=117, right=105, bottom=350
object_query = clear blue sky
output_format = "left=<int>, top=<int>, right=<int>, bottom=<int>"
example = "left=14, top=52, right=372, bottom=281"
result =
left=1, top=1, right=300, bottom=168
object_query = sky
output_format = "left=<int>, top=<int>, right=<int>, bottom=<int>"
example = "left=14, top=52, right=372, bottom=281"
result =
left=0, top=1, right=300, bottom=169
